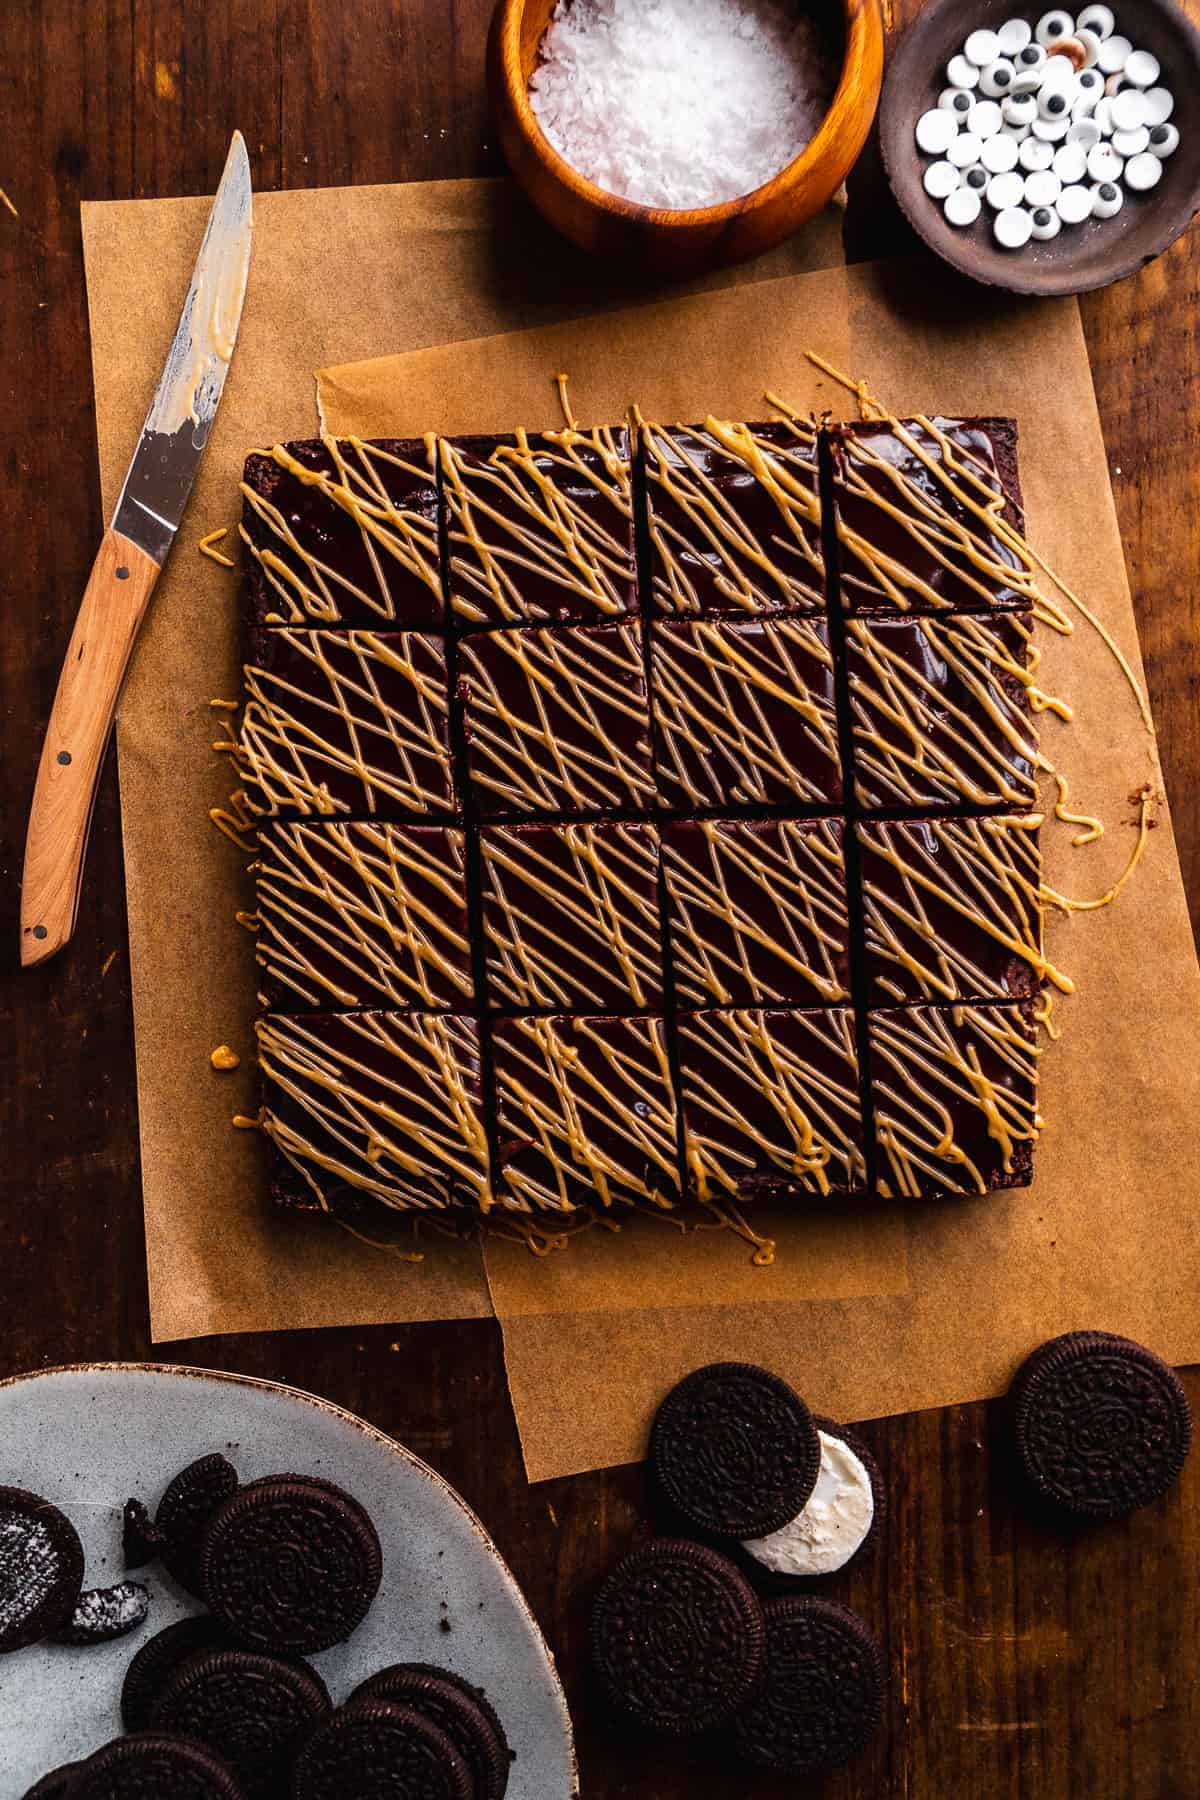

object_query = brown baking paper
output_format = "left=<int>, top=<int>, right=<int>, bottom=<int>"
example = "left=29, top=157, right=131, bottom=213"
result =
left=80, top=176, right=843, bottom=1343
left=318, top=261, right=1200, bottom=1483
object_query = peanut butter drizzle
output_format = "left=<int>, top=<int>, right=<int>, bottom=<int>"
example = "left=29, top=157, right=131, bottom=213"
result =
left=482, top=823, right=661, bottom=1010
left=254, top=821, right=473, bottom=1010
left=198, top=527, right=235, bottom=568
left=0, top=188, right=18, bottom=219
left=209, top=788, right=258, bottom=852
left=439, top=424, right=634, bottom=625
left=235, top=910, right=260, bottom=932
left=1051, top=770, right=1104, bottom=846
left=1033, top=988, right=1062, bottom=1041
left=241, top=437, right=442, bottom=625
left=664, top=819, right=850, bottom=1006
left=257, top=1011, right=491, bottom=1214
left=1042, top=784, right=1154, bottom=914
left=210, top=1044, right=240, bottom=1070
left=496, top=1015, right=678, bottom=1214
left=654, top=616, right=840, bottom=807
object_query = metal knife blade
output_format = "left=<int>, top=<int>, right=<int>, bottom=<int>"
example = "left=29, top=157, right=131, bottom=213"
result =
left=111, top=131, right=253, bottom=565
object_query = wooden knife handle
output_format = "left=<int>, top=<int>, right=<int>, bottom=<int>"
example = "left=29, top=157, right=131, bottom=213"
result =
left=20, top=527, right=160, bottom=967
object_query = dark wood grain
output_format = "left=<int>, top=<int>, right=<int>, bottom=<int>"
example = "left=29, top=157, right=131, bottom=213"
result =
left=1, top=2, right=1198, bottom=1794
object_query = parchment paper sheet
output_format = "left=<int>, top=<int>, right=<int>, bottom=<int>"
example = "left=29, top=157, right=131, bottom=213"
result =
left=80, top=176, right=842, bottom=1344
left=318, top=262, right=1200, bottom=1483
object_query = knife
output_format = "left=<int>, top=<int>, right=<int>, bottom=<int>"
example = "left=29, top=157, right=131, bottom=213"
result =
left=20, top=131, right=253, bottom=968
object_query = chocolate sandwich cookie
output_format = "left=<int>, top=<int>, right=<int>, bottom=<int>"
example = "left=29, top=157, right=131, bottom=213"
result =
left=590, top=1538, right=765, bottom=1735
left=123, top=1498, right=165, bottom=1569
left=1009, top=1330, right=1193, bottom=1520
left=69, top=1732, right=246, bottom=1800
left=650, top=1363, right=821, bottom=1538
left=50, top=1579, right=150, bottom=1645
left=200, top=1475, right=382, bottom=1653
left=741, top=1418, right=884, bottom=1583
left=153, top=1647, right=330, bottom=1796
left=350, top=1664, right=511, bottom=1800
left=291, top=1700, right=473, bottom=1800
left=730, top=1596, right=885, bottom=1773
left=122, top=1615, right=234, bottom=1730
left=0, top=1487, right=85, bottom=1652
left=156, top=1454, right=240, bottom=1597
left=22, top=1766, right=80, bottom=1799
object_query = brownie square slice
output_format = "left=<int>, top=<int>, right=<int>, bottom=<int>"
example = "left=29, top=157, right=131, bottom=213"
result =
left=829, top=416, right=1028, bottom=615
left=857, top=815, right=1045, bottom=1006
left=493, top=1014, right=679, bottom=1212
left=238, top=628, right=454, bottom=819
left=258, top=1010, right=491, bottom=1215
left=458, top=620, right=655, bottom=815
left=241, top=439, right=442, bottom=628
left=845, top=612, right=1037, bottom=812
left=440, top=428, right=636, bottom=626
left=480, top=822, right=663, bottom=1010
left=651, top=617, right=842, bottom=809
left=867, top=1000, right=1039, bottom=1197
left=678, top=1007, right=866, bottom=1201
left=641, top=418, right=825, bottom=616
left=253, top=822, right=473, bottom=1011
left=662, top=819, right=851, bottom=1007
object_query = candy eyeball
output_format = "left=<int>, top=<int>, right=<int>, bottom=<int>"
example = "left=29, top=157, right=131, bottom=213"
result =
left=986, top=170, right=1026, bottom=210
left=1143, top=87, right=1175, bottom=125
left=1052, top=141, right=1088, bottom=183
left=967, top=99, right=1004, bottom=138
left=1036, top=12, right=1076, bottom=48
left=1039, top=83, right=1074, bottom=119
left=1087, top=141, right=1125, bottom=182
left=1123, top=150, right=1163, bottom=190
left=1017, top=42, right=1047, bottom=68
left=1056, top=182, right=1095, bottom=222
left=924, top=160, right=961, bottom=200
left=948, top=132, right=985, bottom=168
left=944, top=185, right=983, bottom=227
left=1074, top=68, right=1104, bottom=105
left=1074, top=27, right=1103, bottom=66
left=1019, top=134, right=1056, bottom=171
left=1023, top=167, right=1062, bottom=207
left=996, top=17, right=1033, bottom=56
left=994, top=204, right=1035, bottom=247
left=1111, top=124, right=1150, bottom=157
left=939, top=86, right=973, bottom=112
left=981, top=132, right=1020, bottom=173
left=1109, top=87, right=1148, bottom=131
left=947, top=53, right=981, bottom=88
left=964, top=165, right=990, bottom=191
left=1090, top=179, right=1124, bottom=217
left=916, top=109, right=958, bottom=155
left=979, top=58, right=1017, bottom=97
left=1030, top=204, right=1063, bottom=238
left=1097, top=33, right=1132, bottom=73
left=1032, top=113, right=1072, bottom=141
left=1067, top=116, right=1102, bottom=149
left=1147, top=122, right=1180, bottom=158
left=1076, top=4, right=1115, bottom=38
left=1002, top=93, right=1039, bottom=128
left=965, top=27, right=1002, bottom=65
left=1123, top=49, right=1160, bottom=88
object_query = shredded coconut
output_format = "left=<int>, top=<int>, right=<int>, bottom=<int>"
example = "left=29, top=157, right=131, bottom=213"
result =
left=529, top=0, right=838, bottom=210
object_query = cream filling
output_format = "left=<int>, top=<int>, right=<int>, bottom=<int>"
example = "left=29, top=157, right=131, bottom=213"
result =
left=743, top=1429, right=875, bottom=1576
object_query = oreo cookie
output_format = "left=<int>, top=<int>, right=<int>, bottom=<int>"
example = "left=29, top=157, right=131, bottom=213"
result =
left=730, top=1596, right=885, bottom=1773
left=200, top=1475, right=382, bottom=1653
left=590, top=1537, right=765, bottom=1735
left=650, top=1363, right=821, bottom=1538
left=350, top=1664, right=511, bottom=1799
left=153, top=1646, right=330, bottom=1796
left=122, top=1616, right=233, bottom=1731
left=69, top=1732, right=246, bottom=1799
left=1010, top=1330, right=1193, bottom=1520
left=21, top=1767, right=80, bottom=1799
left=0, top=1487, right=85, bottom=1652
left=291, top=1700, right=473, bottom=1800
left=123, top=1498, right=165, bottom=1569
left=741, top=1417, right=884, bottom=1582
left=156, top=1454, right=240, bottom=1597
left=50, top=1580, right=150, bottom=1645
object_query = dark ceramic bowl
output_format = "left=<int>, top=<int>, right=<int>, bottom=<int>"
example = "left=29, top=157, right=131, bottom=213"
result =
left=880, top=0, right=1200, bottom=294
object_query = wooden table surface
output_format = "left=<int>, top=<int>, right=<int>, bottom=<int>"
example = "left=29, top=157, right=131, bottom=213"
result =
left=2, top=3, right=1198, bottom=1794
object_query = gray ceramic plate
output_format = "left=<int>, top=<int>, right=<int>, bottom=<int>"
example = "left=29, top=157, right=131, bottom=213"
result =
left=0, top=1363, right=577, bottom=1797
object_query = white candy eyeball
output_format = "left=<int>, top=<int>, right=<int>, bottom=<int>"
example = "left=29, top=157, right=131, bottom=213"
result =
left=1148, top=121, right=1180, bottom=158
left=939, top=86, right=975, bottom=114
left=1092, top=96, right=1114, bottom=134
left=995, top=203, right=1035, bottom=247
left=1110, top=88, right=1149, bottom=131
left=916, top=108, right=958, bottom=155
left=981, top=131, right=1021, bottom=173
left=1019, top=134, right=1056, bottom=170
left=1011, top=67, right=1046, bottom=95
left=1090, top=178, right=1124, bottom=217
left=1038, top=82, right=1075, bottom=120
left=987, top=169, right=1026, bottom=210
left=1057, top=182, right=1095, bottom=222
left=962, top=164, right=991, bottom=193
left=1124, top=50, right=1161, bottom=89
left=1087, top=141, right=1124, bottom=181
left=1032, top=114, right=1072, bottom=141
left=1040, top=50, right=1079, bottom=85
left=1143, top=87, right=1175, bottom=125
left=947, top=53, right=981, bottom=89
left=1075, top=68, right=1105, bottom=100
left=1074, top=27, right=1103, bottom=66
left=1006, top=122, right=1033, bottom=144
left=1037, top=12, right=1076, bottom=48
left=1097, top=34, right=1132, bottom=74
left=1030, top=203, right=1063, bottom=238
left=1052, top=141, right=1089, bottom=183
left=1015, top=41, right=1048, bottom=70
left=924, top=159, right=962, bottom=199
left=965, top=28, right=1002, bottom=66
left=944, top=185, right=983, bottom=227
left=1002, top=92, right=1039, bottom=127
left=967, top=99, right=1004, bottom=137
left=949, top=131, right=985, bottom=168
left=1067, top=117, right=1102, bottom=148
left=1124, top=150, right=1163, bottom=191
left=1076, top=4, right=1114, bottom=38
left=997, top=17, right=1033, bottom=56
left=979, top=58, right=1018, bottom=97
left=1023, top=168, right=1062, bottom=206
left=1112, top=124, right=1150, bottom=157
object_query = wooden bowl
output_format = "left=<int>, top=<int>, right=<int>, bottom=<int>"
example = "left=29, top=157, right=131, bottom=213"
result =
left=880, top=0, right=1200, bottom=295
left=487, top=0, right=885, bottom=277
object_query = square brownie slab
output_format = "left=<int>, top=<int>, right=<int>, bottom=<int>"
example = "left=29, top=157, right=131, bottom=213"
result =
left=641, top=418, right=825, bottom=616
left=829, top=416, right=1028, bottom=616
left=651, top=617, right=842, bottom=809
left=677, top=1007, right=866, bottom=1201
left=493, top=1014, right=679, bottom=1213
left=480, top=821, right=663, bottom=1011
left=457, top=620, right=656, bottom=815
left=440, top=428, right=636, bottom=627
left=258, top=1010, right=491, bottom=1214
left=662, top=819, right=851, bottom=1007
left=867, top=1000, right=1039, bottom=1197
left=857, top=815, right=1045, bottom=1006
left=241, top=438, right=443, bottom=629
left=253, top=821, right=473, bottom=1011
left=845, top=612, right=1038, bottom=812
left=238, top=628, right=455, bottom=819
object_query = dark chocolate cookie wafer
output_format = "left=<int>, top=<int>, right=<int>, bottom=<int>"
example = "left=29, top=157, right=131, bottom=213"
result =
left=730, top=1596, right=885, bottom=1773
left=591, top=1537, right=765, bottom=1735
left=349, top=1664, right=511, bottom=1799
left=650, top=1363, right=821, bottom=1538
left=740, top=1418, right=884, bottom=1584
left=69, top=1732, right=246, bottom=1800
left=50, top=1580, right=150, bottom=1645
left=153, top=1646, right=329, bottom=1796
left=21, top=1765, right=80, bottom=1799
left=291, top=1700, right=472, bottom=1800
left=123, top=1498, right=165, bottom=1569
left=122, top=1615, right=233, bottom=1730
left=0, top=1487, right=85, bottom=1652
left=200, top=1475, right=382, bottom=1653
left=1010, top=1330, right=1193, bottom=1520
left=156, top=1454, right=240, bottom=1597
